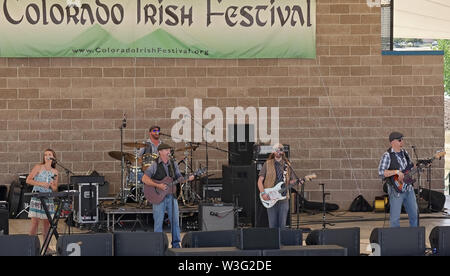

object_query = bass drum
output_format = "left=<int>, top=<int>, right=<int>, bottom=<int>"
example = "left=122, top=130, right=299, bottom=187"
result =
left=127, top=167, right=144, bottom=186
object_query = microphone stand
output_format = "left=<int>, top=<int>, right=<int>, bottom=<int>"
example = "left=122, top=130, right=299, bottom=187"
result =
left=52, top=159, right=75, bottom=234
left=319, top=183, right=334, bottom=229
left=187, top=114, right=211, bottom=200
left=283, top=156, right=311, bottom=233
left=119, top=115, right=127, bottom=204
left=412, top=146, right=422, bottom=225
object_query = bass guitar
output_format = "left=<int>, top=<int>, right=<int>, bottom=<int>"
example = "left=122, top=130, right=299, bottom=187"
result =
left=260, top=173, right=316, bottom=209
left=143, top=167, right=206, bottom=205
left=389, top=150, right=445, bottom=193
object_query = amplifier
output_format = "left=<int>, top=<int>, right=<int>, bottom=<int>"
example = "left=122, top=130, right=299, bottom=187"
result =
left=202, top=184, right=222, bottom=201
left=253, top=144, right=290, bottom=160
left=73, top=183, right=98, bottom=224
left=199, top=203, right=235, bottom=231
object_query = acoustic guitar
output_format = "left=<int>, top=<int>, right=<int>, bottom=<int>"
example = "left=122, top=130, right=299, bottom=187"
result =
left=143, top=167, right=206, bottom=205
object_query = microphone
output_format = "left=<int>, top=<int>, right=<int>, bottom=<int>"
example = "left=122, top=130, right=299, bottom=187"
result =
left=122, top=113, right=127, bottom=128
left=47, top=157, right=57, bottom=164
left=168, top=150, right=175, bottom=160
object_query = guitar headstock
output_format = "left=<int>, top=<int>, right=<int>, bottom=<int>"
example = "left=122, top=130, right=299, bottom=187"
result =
left=305, top=173, right=317, bottom=181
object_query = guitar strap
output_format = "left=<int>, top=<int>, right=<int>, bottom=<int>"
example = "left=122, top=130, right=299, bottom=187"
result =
left=282, top=162, right=288, bottom=184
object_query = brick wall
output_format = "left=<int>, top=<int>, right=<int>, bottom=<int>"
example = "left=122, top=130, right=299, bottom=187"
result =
left=0, top=0, right=445, bottom=209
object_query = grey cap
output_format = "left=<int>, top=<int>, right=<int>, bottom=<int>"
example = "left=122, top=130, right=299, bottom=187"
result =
left=389, top=131, right=404, bottom=142
left=157, top=143, right=172, bottom=151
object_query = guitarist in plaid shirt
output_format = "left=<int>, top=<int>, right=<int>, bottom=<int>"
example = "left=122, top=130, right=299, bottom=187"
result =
left=378, top=131, right=418, bottom=228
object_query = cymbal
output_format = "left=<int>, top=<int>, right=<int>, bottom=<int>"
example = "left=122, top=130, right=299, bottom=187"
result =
left=123, top=142, right=147, bottom=148
left=108, top=151, right=136, bottom=163
left=175, top=145, right=199, bottom=152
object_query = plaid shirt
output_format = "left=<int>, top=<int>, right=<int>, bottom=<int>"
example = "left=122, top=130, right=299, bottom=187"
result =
left=378, top=148, right=413, bottom=192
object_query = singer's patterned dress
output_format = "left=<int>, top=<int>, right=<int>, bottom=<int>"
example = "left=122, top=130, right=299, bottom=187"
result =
left=28, top=169, right=55, bottom=219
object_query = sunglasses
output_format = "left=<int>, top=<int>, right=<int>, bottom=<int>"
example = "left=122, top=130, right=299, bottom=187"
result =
left=151, top=129, right=160, bottom=133
left=396, top=138, right=403, bottom=142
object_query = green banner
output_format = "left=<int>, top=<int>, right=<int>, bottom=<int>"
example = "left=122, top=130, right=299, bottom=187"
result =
left=0, top=0, right=316, bottom=58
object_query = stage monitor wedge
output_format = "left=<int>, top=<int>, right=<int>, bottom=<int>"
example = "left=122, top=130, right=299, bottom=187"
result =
left=370, top=227, right=425, bottom=256
left=430, top=226, right=450, bottom=256
left=306, top=227, right=360, bottom=256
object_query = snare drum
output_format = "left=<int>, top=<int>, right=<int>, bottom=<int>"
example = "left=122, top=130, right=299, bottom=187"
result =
left=127, top=167, right=144, bottom=186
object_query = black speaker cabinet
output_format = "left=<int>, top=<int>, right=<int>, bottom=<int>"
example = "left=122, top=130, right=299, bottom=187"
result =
left=306, top=227, right=360, bottom=256
left=57, top=233, right=113, bottom=256
left=222, top=164, right=256, bottom=224
left=237, top=228, right=280, bottom=250
left=0, top=185, right=7, bottom=201
left=167, top=247, right=261, bottom=256
left=280, top=229, right=303, bottom=246
left=114, top=232, right=168, bottom=256
left=227, top=124, right=255, bottom=166
left=199, top=203, right=235, bottom=231
left=262, top=245, right=347, bottom=256
left=7, top=180, right=21, bottom=218
left=0, top=201, right=8, bottom=235
left=182, top=230, right=239, bottom=248
left=370, top=227, right=425, bottom=256
left=430, top=226, right=450, bottom=256
left=0, top=235, right=40, bottom=256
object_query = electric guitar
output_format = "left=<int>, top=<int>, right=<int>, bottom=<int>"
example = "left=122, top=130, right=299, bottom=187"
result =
left=143, top=167, right=206, bottom=205
left=260, top=173, right=317, bottom=208
left=389, top=150, right=445, bottom=193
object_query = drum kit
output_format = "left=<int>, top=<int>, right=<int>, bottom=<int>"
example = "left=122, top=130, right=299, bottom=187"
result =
left=108, top=140, right=203, bottom=207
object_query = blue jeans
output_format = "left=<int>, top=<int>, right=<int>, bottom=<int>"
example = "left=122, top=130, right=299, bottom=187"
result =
left=267, top=199, right=289, bottom=229
left=388, top=186, right=418, bottom=228
left=152, top=194, right=181, bottom=248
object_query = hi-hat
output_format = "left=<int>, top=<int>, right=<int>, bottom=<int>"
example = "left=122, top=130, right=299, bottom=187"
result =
left=123, top=142, right=147, bottom=148
left=108, top=151, right=136, bottom=163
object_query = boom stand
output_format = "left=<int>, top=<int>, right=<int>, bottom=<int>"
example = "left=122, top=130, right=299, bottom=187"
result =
left=185, top=114, right=238, bottom=202
left=319, top=183, right=334, bottom=229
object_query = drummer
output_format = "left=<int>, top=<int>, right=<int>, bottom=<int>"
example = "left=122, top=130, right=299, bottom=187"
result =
left=138, top=125, right=162, bottom=157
